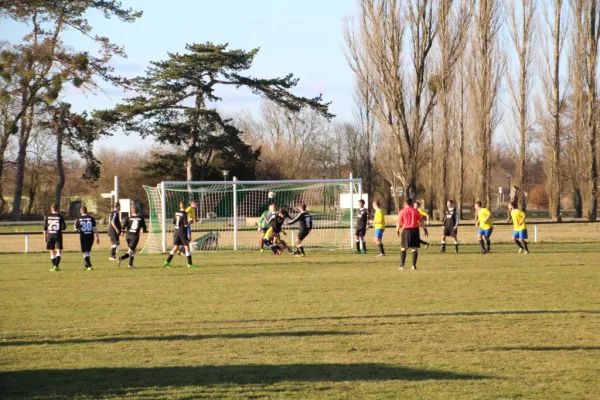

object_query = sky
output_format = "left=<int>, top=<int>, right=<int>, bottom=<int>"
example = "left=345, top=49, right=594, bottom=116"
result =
left=1, top=0, right=358, bottom=151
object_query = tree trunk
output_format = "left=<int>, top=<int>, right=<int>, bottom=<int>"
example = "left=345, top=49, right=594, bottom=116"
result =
left=26, top=169, right=38, bottom=216
left=55, top=130, right=65, bottom=208
left=11, top=102, right=34, bottom=221
left=428, top=115, right=435, bottom=219
left=550, top=0, right=563, bottom=222
left=573, top=187, right=583, bottom=218
left=0, top=133, right=10, bottom=215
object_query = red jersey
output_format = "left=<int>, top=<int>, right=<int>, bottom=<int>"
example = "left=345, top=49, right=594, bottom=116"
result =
left=398, top=206, right=422, bottom=229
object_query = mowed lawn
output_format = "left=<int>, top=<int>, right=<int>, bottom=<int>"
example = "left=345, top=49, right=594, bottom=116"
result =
left=1, top=244, right=599, bottom=399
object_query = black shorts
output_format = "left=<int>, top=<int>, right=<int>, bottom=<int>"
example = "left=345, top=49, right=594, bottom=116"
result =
left=126, top=235, right=140, bottom=251
left=443, top=227, right=458, bottom=237
left=355, top=228, right=366, bottom=237
left=46, top=235, right=63, bottom=250
left=298, top=229, right=311, bottom=240
left=401, top=228, right=421, bottom=249
left=173, top=234, right=190, bottom=247
left=80, top=235, right=94, bottom=252
left=108, top=232, right=120, bottom=246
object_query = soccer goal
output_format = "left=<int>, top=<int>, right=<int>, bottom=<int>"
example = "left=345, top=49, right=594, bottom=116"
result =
left=141, top=177, right=363, bottom=253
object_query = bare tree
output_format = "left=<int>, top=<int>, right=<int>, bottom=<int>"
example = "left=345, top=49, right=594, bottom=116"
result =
left=470, top=0, right=504, bottom=206
left=570, top=0, right=600, bottom=220
left=353, top=76, right=378, bottom=201
left=538, top=0, right=568, bottom=221
left=454, top=53, right=469, bottom=218
left=437, top=0, right=473, bottom=210
left=506, top=0, right=538, bottom=211
left=345, top=0, right=438, bottom=199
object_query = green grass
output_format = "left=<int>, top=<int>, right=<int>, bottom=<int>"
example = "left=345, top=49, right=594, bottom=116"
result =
left=1, top=244, right=599, bottom=399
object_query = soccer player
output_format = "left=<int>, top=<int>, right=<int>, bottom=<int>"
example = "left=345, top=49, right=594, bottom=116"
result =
left=179, top=200, right=199, bottom=255
left=441, top=200, right=459, bottom=253
left=119, top=206, right=148, bottom=268
left=258, top=204, right=276, bottom=252
left=164, top=202, right=196, bottom=268
left=413, top=201, right=430, bottom=250
left=474, top=201, right=493, bottom=254
left=355, top=199, right=369, bottom=254
left=508, top=202, right=530, bottom=254
left=372, top=200, right=386, bottom=257
left=108, top=202, right=121, bottom=261
left=267, top=208, right=293, bottom=255
left=287, top=204, right=312, bottom=257
left=44, top=203, right=67, bottom=271
left=74, top=206, right=99, bottom=271
left=396, top=198, right=423, bottom=270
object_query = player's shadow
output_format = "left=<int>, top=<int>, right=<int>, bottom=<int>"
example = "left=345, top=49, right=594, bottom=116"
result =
left=0, top=330, right=360, bottom=347
left=0, top=364, right=492, bottom=399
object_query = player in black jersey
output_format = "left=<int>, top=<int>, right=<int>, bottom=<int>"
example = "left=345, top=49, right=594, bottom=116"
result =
left=355, top=199, right=370, bottom=254
left=108, top=202, right=121, bottom=261
left=287, top=204, right=312, bottom=257
left=118, top=206, right=148, bottom=269
left=441, top=200, right=460, bottom=253
left=74, top=206, right=99, bottom=271
left=164, top=202, right=196, bottom=268
left=43, top=203, right=67, bottom=271
left=267, top=208, right=293, bottom=255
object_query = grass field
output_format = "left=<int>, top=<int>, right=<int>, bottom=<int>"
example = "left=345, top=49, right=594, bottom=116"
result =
left=1, top=244, right=599, bottom=399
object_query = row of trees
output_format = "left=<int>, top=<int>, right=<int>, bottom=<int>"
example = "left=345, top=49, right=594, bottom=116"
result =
left=343, top=0, right=600, bottom=220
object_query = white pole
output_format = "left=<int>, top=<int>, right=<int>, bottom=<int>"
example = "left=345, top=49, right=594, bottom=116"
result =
left=161, top=182, right=167, bottom=253
left=25, top=234, right=29, bottom=253
left=233, top=177, right=238, bottom=251
left=534, top=224, right=538, bottom=243
left=349, top=173, right=354, bottom=248
left=114, top=176, right=119, bottom=203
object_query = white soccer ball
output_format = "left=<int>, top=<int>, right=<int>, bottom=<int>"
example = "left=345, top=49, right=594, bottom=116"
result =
left=268, top=191, right=276, bottom=199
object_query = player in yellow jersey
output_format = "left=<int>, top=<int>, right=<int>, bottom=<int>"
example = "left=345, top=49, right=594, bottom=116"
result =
left=508, top=202, right=530, bottom=254
left=413, top=201, right=430, bottom=250
left=372, top=200, right=386, bottom=257
left=474, top=201, right=493, bottom=254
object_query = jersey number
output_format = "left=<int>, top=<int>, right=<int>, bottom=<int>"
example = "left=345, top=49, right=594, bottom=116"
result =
left=48, top=220, right=60, bottom=232
left=80, top=221, right=93, bottom=232
left=130, top=220, right=139, bottom=231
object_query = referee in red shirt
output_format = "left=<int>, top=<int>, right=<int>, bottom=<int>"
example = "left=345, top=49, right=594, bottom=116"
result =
left=396, top=198, right=423, bottom=270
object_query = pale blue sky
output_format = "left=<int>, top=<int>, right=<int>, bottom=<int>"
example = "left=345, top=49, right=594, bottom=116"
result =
left=1, top=0, right=357, bottom=150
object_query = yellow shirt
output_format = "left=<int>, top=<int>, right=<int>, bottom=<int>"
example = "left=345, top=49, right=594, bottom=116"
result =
left=510, top=209, right=527, bottom=231
left=418, top=209, right=429, bottom=218
left=374, top=209, right=385, bottom=230
left=477, top=208, right=493, bottom=230
left=185, top=206, right=196, bottom=221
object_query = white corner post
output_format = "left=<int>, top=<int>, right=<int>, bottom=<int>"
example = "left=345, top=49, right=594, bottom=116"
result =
left=25, top=234, right=29, bottom=253
left=349, top=173, right=354, bottom=248
left=114, top=176, right=119, bottom=203
left=534, top=224, right=538, bottom=243
left=233, top=177, right=238, bottom=251
left=161, top=182, right=167, bottom=253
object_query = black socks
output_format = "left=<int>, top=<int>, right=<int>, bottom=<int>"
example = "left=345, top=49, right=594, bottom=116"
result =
left=378, top=243, right=385, bottom=255
left=400, top=250, right=407, bottom=267
left=412, top=250, right=418, bottom=267
left=166, top=254, right=174, bottom=263
left=187, top=255, right=192, bottom=265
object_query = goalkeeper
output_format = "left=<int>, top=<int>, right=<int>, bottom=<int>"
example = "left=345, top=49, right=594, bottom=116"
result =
left=258, top=204, right=276, bottom=252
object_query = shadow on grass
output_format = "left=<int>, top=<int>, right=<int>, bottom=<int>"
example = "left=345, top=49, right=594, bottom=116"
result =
left=0, top=364, right=492, bottom=399
left=491, top=346, right=600, bottom=352
left=165, top=309, right=600, bottom=326
left=0, top=330, right=360, bottom=347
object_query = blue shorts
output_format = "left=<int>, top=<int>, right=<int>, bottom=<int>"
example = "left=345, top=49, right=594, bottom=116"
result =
left=187, top=226, right=192, bottom=237
left=374, top=229, right=384, bottom=240
left=513, top=229, right=528, bottom=240
left=477, top=227, right=493, bottom=239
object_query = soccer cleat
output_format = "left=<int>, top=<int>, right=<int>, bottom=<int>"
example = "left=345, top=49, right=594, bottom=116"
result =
left=109, top=257, right=117, bottom=261
left=518, top=248, right=523, bottom=254
left=481, top=249, right=487, bottom=254
left=412, top=265, right=417, bottom=270
left=85, top=266, right=93, bottom=271
left=128, top=265, right=136, bottom=269
left=260, top=249, right=264, bottom=253
left=51, top=266, right=60, bottom=271
left=163, top=262, right=172, bottom=269
left=187, top=264, right=197, bottom=268
left=440, top=248, right=446, bottom=253
left=354, top=250, right=361, bottom=254
left=523, top=250, right=530, bottom=255
left=361, top=250, right=367, bottom=254
left=454, top=248, right=459, bottom=254
left=376, top=253, right=386, bottom=257
left=398, top=266, right=405, bottom=271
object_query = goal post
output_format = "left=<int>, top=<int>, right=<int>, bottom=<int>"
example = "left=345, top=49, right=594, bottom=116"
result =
left=141, top=177, right=363, bottom=254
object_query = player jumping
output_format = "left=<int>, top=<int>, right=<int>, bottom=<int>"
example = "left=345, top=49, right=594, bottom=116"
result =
left=44, top=203, right=67, bottom=271
left=74, top=206, right=99, bottom=271
left=119, top=206, right=148, bottom=268
left=164, top=202, right=196, bottom=268
left=287, top=204, right=312, bottom=257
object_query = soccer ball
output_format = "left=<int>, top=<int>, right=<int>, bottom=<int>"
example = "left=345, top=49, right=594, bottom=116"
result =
left=268, top=191, right=276, bottom=199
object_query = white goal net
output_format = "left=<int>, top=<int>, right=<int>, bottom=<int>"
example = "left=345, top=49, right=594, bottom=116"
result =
left=141, top=178, right=362, bottom=253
